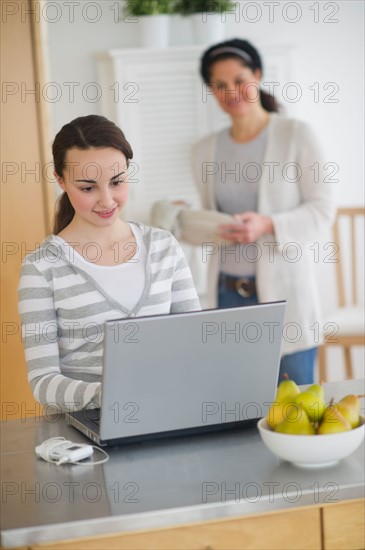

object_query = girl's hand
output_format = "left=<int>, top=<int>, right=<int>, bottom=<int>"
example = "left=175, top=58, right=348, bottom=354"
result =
left=218, top=212, right=274, bottom=243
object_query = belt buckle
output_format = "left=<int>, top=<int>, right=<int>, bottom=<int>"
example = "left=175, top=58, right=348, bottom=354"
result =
left=235, top=277, right=251, bottom=298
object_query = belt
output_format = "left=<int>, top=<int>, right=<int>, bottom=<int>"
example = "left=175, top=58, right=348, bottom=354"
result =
left=219, top=273, right=257, bottom=298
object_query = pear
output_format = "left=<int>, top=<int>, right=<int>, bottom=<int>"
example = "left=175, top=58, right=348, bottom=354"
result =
left=267, top=401, right=292, bottom=430
left=338, top=394, right=361, bottom=414
left=294, top=390, right=326, bottom=423
left=267, top=374, right=300, bottom=429
left=275, top=373, right=300, bottom=403
left=325, top=394, right=363, bottom=429
left=307, top=383, right=325, bottom=401
left=275, top=403, right=315, bottom=435
left=317, top=402, right=352, bottom=434
left=337, top=402, right=359, bottom=429
left=338, top=394, right=364, bottom=428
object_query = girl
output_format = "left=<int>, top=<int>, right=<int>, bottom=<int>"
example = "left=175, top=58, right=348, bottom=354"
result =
left=18, top=115, right=200, bottom=412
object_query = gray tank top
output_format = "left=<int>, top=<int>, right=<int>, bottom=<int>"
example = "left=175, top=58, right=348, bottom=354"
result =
left=215, top=126, right=268, bottom=276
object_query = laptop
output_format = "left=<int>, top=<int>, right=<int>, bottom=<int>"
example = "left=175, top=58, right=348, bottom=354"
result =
left=65, top=302, right=286, bottom=446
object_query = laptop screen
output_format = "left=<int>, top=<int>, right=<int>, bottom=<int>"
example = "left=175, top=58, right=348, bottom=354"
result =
left=99, top=302, right=286, bottom=441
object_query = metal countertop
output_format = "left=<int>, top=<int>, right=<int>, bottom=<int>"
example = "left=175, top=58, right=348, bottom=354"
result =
left=1, top=379, right=364, bottom=548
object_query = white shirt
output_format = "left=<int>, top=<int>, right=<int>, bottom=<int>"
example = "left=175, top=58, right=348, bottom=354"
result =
left=54, top=223, right=146, bottom=310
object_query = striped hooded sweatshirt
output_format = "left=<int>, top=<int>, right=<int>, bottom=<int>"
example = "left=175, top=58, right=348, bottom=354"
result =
left=18, top=223, right=201, bottom=412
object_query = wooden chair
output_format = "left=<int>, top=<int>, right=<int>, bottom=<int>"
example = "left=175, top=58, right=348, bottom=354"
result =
left=318, top=207, right=365, bottom=382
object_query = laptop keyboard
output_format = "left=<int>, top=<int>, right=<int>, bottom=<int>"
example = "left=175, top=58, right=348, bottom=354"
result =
left=92, top=416, right=100, bottom=426
left=83, top=408, right=101, bottom=426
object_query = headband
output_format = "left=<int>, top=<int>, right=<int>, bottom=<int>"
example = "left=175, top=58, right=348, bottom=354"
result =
left=208, top=47, right=253, bottom=66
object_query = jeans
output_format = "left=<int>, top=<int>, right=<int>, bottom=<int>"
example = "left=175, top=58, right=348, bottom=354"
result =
left=278, top=348, right=317, bottom=385
left=218, top=274, right=317, bottom=385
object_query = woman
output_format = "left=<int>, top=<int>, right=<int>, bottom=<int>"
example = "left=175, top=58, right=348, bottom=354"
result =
left=18, top=115, right=200, bottom=412
left=153, top=38, right=334, bottom=384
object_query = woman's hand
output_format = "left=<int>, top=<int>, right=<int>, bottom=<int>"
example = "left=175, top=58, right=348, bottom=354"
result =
left=218, top=211, right=274, bottom=243
left=171, top=200, right=191, bottom=206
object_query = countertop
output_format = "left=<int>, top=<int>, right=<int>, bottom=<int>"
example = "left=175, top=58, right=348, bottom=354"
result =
left=1, top=379, right=364, bottom=548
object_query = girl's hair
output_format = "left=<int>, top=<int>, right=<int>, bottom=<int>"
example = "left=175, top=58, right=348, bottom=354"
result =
left=52, top=115, right=133, bottom=234
left=200, top=38, right=279, bottom=113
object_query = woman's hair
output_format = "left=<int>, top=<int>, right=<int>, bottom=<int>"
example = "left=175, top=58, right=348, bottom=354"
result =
left=200, top=38, right=279, bottom=113
left=52, top=115, right=133, bottom=234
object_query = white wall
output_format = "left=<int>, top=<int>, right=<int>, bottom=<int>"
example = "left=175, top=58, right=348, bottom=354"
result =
left=46, top=1, right=365, bottom=205
left=44, top=0, right=364, bottom=380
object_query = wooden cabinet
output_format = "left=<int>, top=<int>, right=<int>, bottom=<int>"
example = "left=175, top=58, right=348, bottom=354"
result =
left=322, top=500, right=365, bottom=550
left=30, top=501, right=365, bottom=550
left=0, top=0, right=52, bottom=420
left=31, top=508, right=321, bottom=550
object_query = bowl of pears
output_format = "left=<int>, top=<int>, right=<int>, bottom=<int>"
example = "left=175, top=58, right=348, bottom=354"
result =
left=257, top=376, right=364, bottom=468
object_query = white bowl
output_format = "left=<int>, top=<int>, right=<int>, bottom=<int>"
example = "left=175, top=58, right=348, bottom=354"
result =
left=257, top=416, right=365, bottom=468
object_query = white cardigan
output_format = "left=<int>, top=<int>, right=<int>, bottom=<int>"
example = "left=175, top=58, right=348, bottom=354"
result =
left=152, top=114, right=335, bottom=355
